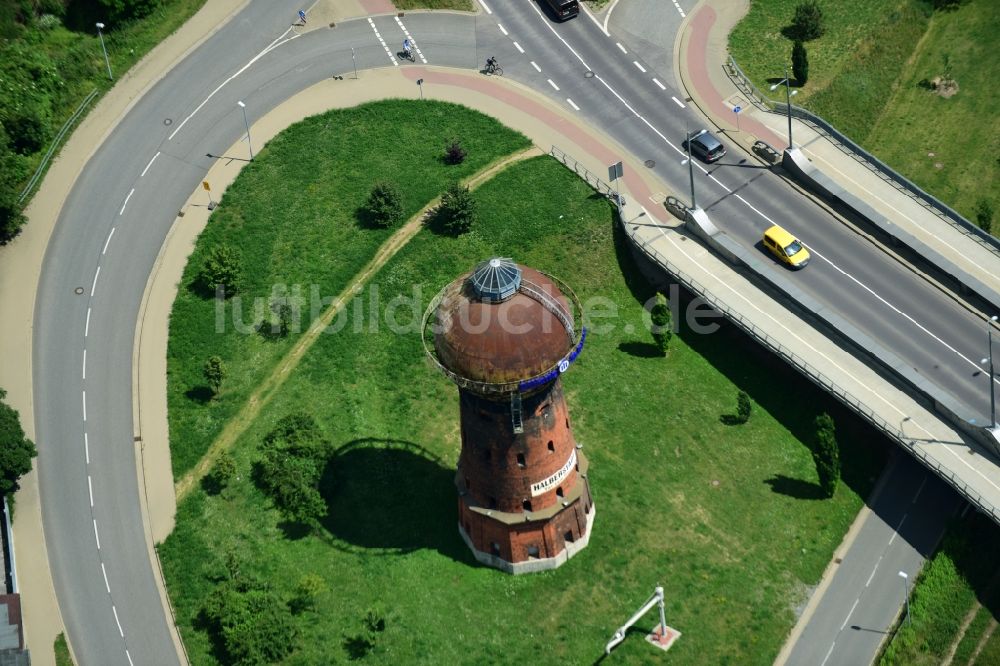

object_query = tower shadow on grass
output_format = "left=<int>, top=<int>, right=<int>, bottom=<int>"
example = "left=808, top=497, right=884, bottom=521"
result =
left=318, top=438, right=473, bottom=565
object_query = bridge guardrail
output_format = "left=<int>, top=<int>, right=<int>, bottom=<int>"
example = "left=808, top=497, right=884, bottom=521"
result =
left=724, top=56, right=1000, bottom=257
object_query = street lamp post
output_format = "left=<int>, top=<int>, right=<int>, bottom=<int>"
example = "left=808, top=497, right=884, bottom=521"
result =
left=682, top=127, right=697, bottom=210
left=769, top=67, right=798, bottom=150
left=96, top=22, right=113, bottom=81
left=237, top=101, right=253, bottom=161
left=898, top=571, right=911, bottom=627
left=983, top=315, right=999, bottom=429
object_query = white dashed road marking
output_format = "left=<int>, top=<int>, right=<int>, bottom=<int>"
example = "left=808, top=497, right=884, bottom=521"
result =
left=513, top=41, right=524, bottom=54
left=633, top=60, right=646, bottom=73
left=653, top=78, right=666, bottom=90
left=616, top=42, right=627, bottom=54
left=497, top=23, right=508, bottom=35
left=548, top=78, right=560, bottom=91
left=530, top=61, right=541, bottom=73
left=672, top=96, right=686, bottom=108
left=140, top=152, right=159, bottom=177
left=477, top=0, right=492, bottom=14
left=566, top=98, right=580, bottom=111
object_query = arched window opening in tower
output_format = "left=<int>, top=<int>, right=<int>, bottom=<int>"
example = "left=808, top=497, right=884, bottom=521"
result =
left=547, top=441, right=555, bottom=453
left=523, top=499, right=533, bottom=512
left=516, top=453, right=526, bottom=468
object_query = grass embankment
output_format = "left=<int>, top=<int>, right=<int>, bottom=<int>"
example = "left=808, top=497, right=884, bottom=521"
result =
left=167, top=99, right=530, bottom=477
left=729, top=0, right=999, bottom=228
left=161, top=102, right=886, bottom=663
left=395, top=0, right=474, bottom=9
left=879, top=512, right=1000, bottom=665
left=0, top=0, right=206, bottom=237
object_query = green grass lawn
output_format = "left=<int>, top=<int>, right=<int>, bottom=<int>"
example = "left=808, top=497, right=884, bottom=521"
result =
left=879, top=512, right=1000, bottom=665
left=729, top=0, right=999, bottom=228
left=166, top=100, right=529, bottom=477
left=54, top=632, right=74, bottom=666
left=160, top=102, right=887, bottom=664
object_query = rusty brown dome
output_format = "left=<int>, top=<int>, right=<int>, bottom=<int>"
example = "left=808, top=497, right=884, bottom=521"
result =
left=434, top=262, right=574, bottom=386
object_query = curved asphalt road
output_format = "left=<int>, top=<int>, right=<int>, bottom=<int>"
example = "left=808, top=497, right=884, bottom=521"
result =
left=32, top=1, right=990, bottom=663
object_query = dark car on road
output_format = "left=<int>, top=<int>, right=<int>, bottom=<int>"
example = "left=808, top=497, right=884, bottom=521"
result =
left=543, top=0, right=579, bottom=20
left=683, top=129, right=727, bottom=163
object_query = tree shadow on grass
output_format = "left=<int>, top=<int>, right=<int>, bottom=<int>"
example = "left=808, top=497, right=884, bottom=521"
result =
left=617, top=341, right=662, bottom=358
left=764, top=475, right=825, bottom=500
left=319, top=438, right=473, bottom=565
left=719, top=414, right=745, bottom=426
left=185, top=386, right=214, bottom=404
left=609, top=222, right=890, bottom=501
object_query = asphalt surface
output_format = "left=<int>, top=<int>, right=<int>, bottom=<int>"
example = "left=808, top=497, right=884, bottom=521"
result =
left=786, top=454, right=958, bottom=666
left=31, top=2, right=985, bottom=664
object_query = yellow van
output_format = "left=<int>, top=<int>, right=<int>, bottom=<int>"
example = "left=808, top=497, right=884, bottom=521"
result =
left=763, top=225, right=810, bottom=269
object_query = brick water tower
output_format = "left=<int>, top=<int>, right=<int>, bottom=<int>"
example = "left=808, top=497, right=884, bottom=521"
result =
left=424, top=258, right=595, bottom=574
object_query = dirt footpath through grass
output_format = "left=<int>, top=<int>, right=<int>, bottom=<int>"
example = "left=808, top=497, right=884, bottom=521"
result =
left=170, top=145, right=541, bottom=502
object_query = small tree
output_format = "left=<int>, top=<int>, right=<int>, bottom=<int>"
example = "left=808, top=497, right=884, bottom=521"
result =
left=791, top=1, right=824, bottom=41
left=0, top=388, right=38, bottom=497
left=289, top=573, right=327, bottom=614
left=199, top=244, right=243, bottom=297
left=209, top=451, right=237, bottom=492
left=650, top=292, right=672, bottom=356
left=813, top=413, right=840, bottom=498
left=444, top=139, right=467, bottom=165
left=257, top=413, right=330, bottom=529
left=438, top=182, right=477, bottom=235
left=736, top=390, right=752, bottom=424
left=262, top=299, right=296, bottom=338
left=363, top=181, right=404, bottom=228
left=203, top=356, right=226, bottom=396
left=792, top=40, right=809, bottom=85
left=201, top=579, right=297, bottom=665
left=974, top=199, right=994, bottom=234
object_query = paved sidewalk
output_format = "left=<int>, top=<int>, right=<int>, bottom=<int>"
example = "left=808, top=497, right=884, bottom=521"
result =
left=676, top=0, right=1000, bottom=298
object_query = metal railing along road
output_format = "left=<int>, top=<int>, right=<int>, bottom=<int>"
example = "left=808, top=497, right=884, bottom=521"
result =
left=623, top=219, right=1000, bottom=522
left=724, top=57, right=1000, bottom=256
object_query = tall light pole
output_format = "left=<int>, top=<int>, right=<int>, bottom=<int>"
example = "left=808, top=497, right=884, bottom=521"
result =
left=681, top=126, right=697, bottom=210
left=237, top=101, right=253, bottom=161
left=96, top=22, right=113, bottom=81
left=898, top=571, right=911, bottom=627
left=769, top=67, right=798, bottom=150
left=982, top=315, right=999, bottom=429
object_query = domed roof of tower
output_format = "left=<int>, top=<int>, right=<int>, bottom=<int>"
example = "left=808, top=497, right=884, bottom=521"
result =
left=433, top=260, right=574, bottom=387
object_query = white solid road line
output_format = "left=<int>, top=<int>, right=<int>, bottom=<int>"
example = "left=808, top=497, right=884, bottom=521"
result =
left=566, top=98, right=580, bottom=111
left=113, top=605, right=124, bottom=637
left=820, top=641, right=836, bottom=666
left=119, top=188, right=134, bottom=216
left=841, top=598, right=860, bottom=630
left=530, top=61, right=541, bottom=72
left=140, top=151, right=159, bottom=177
left=169, top=28, right=298, bottom=140
left=604, top=0, right=622, bottom=33
left=102, top=227, right=116, bottom=255
left=653, top=78, right=666, bottom=90
left=888, top=514, right=907, bottom=545
left=580, top=1, right=609, bottom=36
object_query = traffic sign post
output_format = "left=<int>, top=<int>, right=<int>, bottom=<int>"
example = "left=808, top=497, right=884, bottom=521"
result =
left=203, top=181, right=216, bottom=210
left=733, top=105, right=742, bottom=132
left=607, top=161, right=624, bottom=216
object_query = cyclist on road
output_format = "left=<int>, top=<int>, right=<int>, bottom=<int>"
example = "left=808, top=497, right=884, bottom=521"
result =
left=403, top=38, right=413, bottom=60
left=486, top=56, right=498, bottom=73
